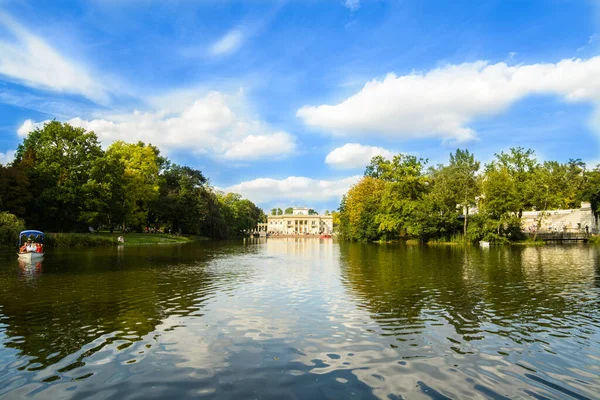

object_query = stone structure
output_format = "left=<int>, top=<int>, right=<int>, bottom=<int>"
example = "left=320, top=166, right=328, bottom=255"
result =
left=267, top=207, right=333, bottom=235
left=521, top=202, right=598, bottom=234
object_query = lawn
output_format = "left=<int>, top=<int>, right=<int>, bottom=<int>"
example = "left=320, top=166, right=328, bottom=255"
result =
left=95, top=232, right=208, bottom=245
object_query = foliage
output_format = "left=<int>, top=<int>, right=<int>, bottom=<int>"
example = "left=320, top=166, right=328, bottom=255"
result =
left=588, top=235, right=600, bottom=245
left=1, top=121, right=264, bottom=240
left=338, top=177, right=385, bottom=241
left=0, top=212, right=25, bottom=247
left=284, top=207, right=294, bottom=214
left=337, top=147, right=594, bottom=244
left=45, top=233, right=118, bottom=247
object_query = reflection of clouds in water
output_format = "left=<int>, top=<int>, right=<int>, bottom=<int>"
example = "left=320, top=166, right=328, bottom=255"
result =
left=2, top=242, right=600, bottom=399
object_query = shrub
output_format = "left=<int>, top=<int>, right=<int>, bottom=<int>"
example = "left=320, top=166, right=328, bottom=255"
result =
left=45, top=233, right=118, bottom=247
left=0, top=212, right=25, bottom=247
left=589, top=235, right=600, bottom=245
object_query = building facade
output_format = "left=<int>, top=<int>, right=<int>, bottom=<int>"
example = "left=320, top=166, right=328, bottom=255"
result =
left=267, top=207, right=333, bottom=235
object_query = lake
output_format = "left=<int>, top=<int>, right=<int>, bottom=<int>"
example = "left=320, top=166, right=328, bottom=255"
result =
left=0, top=239, right=598, bottom=399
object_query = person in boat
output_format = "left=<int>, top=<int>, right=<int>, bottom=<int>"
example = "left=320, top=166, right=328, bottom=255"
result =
left=27, top=240, right=38, bottom=252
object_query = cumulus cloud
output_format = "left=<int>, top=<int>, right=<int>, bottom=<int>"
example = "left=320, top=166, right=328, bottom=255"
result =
left=211, top=29, right=244, bottom=56
left=325, top=143, right=394, bottom=169
left=17, top=91, right=296, bottom=161
left=343, top=0, right=360, bottom=11
left=224, top=175, right=361, bottom=203
left=297, top=56, right=600, bottom=143
left=0, top=11, right=107, bottom=102
left=0, top=150, right=15, bottom=165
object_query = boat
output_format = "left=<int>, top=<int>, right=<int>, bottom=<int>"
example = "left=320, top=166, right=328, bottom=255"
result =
left=319, top=233, right=332, bottom=239
left=17, top=230, right=45, bottom=260
left=479, top=241, right=490, bottom=248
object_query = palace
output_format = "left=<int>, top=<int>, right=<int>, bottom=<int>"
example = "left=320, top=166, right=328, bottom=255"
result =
left=266, top=207, right=333, bottom=235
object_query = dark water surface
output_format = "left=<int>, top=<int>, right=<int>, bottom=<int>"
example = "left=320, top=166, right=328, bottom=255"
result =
left=0, top=239, right=599, bottom=399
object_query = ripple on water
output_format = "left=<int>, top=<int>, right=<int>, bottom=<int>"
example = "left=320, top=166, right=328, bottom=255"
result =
left=0, top=242, right=598, bottom=398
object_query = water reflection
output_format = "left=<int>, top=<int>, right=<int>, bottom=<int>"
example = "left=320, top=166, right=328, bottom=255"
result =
left=0, top=241, right=598, bottom=399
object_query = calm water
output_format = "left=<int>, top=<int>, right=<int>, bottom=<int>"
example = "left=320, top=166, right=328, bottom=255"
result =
left=0, top=240, right=599, bottom=399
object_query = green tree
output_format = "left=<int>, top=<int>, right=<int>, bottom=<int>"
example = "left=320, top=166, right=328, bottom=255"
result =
left=448, top=149, right=481, bottom=238
left=365, top=154, right=429, bottom=239
left=491, top=147, right=538, bottom=217
left=0, top=212, right=25, bottom=247
left=308, top=209, right=318, bottom=215
left=106, top=141, right=160, bottom=231
left=14, top=121, right=103, bottom=231
left=0, top=164, right=32, bottom=219
left=152, top=164, right=207, bottom=234
left=338, top=177, right=386, bottom=241
left=284, top=207, right=293, bottom=214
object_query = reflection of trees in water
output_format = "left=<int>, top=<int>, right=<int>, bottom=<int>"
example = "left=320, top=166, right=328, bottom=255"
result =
left=339, top=243, right=600, bottom=343
left=0, top=244, right=247, bottom=373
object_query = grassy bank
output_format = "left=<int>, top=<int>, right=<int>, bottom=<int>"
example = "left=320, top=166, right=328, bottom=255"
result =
left=44, top=232, right=209, bottom=247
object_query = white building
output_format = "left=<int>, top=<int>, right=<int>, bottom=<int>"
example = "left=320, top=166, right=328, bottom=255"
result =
left=267, top=207, right=333, bottom=235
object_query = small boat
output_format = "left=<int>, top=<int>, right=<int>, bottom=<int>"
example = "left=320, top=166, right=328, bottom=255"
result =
left=479, top=241, right=490, bottom=248
left=17, top=230, right=45, bottom=260
left=320, top=234, right=332, bottom=239
left=18, top=251, right=44, bottom=261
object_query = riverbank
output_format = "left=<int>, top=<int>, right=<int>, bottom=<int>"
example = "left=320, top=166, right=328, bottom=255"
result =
left=45, top=232, right=209, bottom=247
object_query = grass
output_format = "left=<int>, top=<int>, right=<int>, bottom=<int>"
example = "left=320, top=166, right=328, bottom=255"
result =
left=44, top=232, right=210, bottom=247
left=46, top=233, right=118, bottom=247
left=588, top=235, right=600, bottom=245
left=95, top=232, right=209, bottom=245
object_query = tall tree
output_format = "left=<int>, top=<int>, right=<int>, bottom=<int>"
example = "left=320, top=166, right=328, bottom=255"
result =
left=284, top=207, right=294, bottom=214
left=106, top=141, right=160, bottom=231
left=448, top=149, right=480, bottom=238
left=14, top=121, right=103, bottom=231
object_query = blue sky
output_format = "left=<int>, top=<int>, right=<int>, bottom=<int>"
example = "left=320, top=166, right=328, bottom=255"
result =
left=0, top=0, right=599, bottom=212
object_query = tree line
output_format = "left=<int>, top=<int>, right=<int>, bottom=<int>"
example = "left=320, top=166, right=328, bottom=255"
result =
left=337, top=148, right=600, bottom=243
left=269, top=207, right=329, bottom=215
left=0, top=121, right=265, bottom=237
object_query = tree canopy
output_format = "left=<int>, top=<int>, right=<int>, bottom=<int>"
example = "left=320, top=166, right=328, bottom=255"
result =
left=1, top=121, right=264, bottom=237
left=337, top=148, right=597, bottom=243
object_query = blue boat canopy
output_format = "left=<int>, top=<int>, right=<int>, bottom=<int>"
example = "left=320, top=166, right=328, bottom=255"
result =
left=19, top=230, right=44, bottom=245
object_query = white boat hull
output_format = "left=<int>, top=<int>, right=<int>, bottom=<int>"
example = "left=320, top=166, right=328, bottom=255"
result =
left=18, top=252, right=44, bottom=261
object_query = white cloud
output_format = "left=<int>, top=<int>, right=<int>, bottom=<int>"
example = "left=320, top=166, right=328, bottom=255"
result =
left=17, top=91, right=297, bottom=161
left=210, top=29, right=243, bottom=56
left=0, top=11, right=107, bottom=102
left=0, top=150, right=15, bottom=165
left=343, top=0, right=360, bottom=11
left=325, top=143, right=394, bottom=169
left=297, top=56, right=600, bottom=143
left=224, top=175, right=361, bottom=203
left=17, top=119, right=36, bottom=137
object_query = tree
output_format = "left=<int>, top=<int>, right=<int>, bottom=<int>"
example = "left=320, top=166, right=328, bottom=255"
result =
left=277, top=208, right=283, bottom=215
left=80, top=154, right=126, bottom=232
left=13, top=121, right=103, bottom=231
left=285, top=207, right=293, bottom=214
left=367, top=154, right=429, bottom=239
left=106, top=141, right=160, bottom=231
left=271, top=208, right=278, bottom=216
left=582, top=165, right=600, bottom=225
left=448, top=149, right=480, bottom=238
left=338, top=177, right=386, bottom=241
left=151, top=164, right=207, bottom=234
left=308, top=209, right=318, bottom=215
left=491, top=147, right=538, bottom=217
left=480, top=166, right=520, bottom=239
left=0, top=164, right=32, bottom=219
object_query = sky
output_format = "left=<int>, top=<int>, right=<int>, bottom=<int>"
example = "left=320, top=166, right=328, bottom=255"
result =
left=0, top=0, right=599, bottom=213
